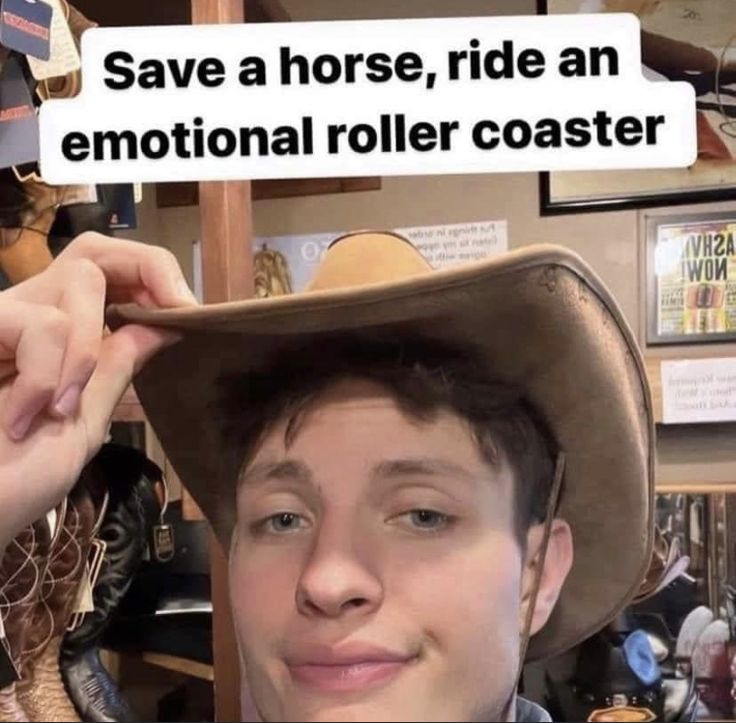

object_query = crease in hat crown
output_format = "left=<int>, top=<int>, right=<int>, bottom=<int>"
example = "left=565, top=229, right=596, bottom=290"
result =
left=306, top=230, right=433, bottom=292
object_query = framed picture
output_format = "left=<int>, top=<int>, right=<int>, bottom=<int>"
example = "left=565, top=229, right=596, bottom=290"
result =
left=646, top=211, right=736, bottom=345
left=538, top=0, right=736, bottom=214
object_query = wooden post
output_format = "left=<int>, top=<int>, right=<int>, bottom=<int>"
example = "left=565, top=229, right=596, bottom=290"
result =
left=191, top=3, right=253, bottom=721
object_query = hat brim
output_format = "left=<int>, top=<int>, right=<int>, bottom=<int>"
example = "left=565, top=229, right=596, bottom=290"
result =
left=107, top=243, right=654, bottom=661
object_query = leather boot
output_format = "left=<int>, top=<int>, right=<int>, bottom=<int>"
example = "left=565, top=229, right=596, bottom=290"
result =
left=0, top=180, right=61, bottom=285
left=16, top=483, right=100, bottom=722
left=61, top=445, right=164, bottom=723
left=0, top=514, right=56, bottom=723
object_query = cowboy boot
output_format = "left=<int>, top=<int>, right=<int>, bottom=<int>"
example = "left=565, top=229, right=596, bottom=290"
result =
left=61, top=445, right=164, bottom=723
left=0, top=515, right=55, bottom=722
left=16, top=482, right=101, bottom=722
left=0, top=179, right=62, bottom=285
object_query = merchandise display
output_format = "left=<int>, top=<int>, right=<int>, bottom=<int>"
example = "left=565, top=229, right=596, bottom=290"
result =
left=0, top=1, right=735, bottom=722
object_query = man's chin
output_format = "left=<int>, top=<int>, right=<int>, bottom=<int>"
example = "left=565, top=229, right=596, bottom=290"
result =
left=280, top=700, right=428, bottom=723
left=264, top=681, right=438, bottom=723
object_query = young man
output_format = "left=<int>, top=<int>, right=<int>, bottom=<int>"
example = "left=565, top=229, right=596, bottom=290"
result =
left=0, top=230, right=654, bottom=721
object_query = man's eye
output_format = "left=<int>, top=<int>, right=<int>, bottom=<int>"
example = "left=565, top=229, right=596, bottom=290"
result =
left=401, top=509, right=452, bottom=531
left=264, top=512, right=308, bottom=533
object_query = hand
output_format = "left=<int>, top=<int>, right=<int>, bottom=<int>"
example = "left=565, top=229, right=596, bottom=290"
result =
left=0, top=232, right=199, bottom=547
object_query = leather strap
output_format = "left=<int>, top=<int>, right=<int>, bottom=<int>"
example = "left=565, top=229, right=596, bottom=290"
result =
left=502, top=452, right=566, bottom=720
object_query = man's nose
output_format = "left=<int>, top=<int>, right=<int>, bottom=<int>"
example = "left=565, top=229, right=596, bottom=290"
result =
left=295, top=527, right=383, bottom=619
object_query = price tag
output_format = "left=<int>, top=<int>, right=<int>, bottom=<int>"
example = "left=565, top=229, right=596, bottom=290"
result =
left=67, top=538, right=106, bottom=630
left=152, top=524, right=175, bottom=563
left=0, top=614, right=19, bottom=688
left=27, top=0, right=79, bottom=81
left=0, top=55, right=39, bottom=169
left=0, top=0, right=52, bottom=60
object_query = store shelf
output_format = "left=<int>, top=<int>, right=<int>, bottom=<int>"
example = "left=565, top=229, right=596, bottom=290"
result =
left=657, top=482, right=736, bottom=494
left=140, top=652, right=215, bottom=682
left=103, top=649, right=214, bottom=682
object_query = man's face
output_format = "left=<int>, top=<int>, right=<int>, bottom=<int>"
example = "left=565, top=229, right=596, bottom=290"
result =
left=229, top=379, right=529, bottom=722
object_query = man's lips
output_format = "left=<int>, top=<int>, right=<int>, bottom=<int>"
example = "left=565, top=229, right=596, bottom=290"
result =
left=285, top=644, right=417, bottom=693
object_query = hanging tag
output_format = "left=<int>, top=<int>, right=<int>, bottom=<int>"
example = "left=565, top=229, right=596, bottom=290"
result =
left=70, top=562, right=94, bottom=615
left=0, top=0, right=52, bottom=60
left=45, top=507, right=57, bottom=538
left=67, top=538, right=107, bottom=631
left=0, top=55, right=39, bottom=169
left=66, top=566, right=93, bottom=632
left=59, top=183, right=97, bottom=206
left=87, top=538, right=107, bottom=590
left=0, top=616, right=19, bottom=688
left=134, top=183, right=142, bottom=204
left=152, top=524, right=175, bottom=563
left=26, top=0, right=79, bottom=80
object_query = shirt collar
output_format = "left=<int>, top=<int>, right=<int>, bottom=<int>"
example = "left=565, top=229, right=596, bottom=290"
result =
left=516, top=697, right=552, bottom=722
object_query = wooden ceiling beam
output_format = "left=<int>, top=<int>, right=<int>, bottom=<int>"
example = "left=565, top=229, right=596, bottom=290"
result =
left=70, top=0, right=290, bottom=26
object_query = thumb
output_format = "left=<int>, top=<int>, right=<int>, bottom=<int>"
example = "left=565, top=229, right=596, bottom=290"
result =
left=79, top=324, right=180, bottom=449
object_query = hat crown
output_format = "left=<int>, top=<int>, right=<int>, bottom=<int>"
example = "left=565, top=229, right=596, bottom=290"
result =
left=306, top=231, right=432, bottom=292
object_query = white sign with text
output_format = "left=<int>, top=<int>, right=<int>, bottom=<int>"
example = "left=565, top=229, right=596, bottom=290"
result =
left=661, top=358, right=736, bottom=424
left=396, top=220, right=507, bottom=270
left=39, top=15, right=696, bottom=184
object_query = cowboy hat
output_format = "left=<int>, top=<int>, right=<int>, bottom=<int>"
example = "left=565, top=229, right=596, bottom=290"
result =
left=106, top=230, right=654, bottom=661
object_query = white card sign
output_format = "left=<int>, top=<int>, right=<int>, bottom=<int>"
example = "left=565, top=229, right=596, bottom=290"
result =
left=661, top=358, right=736, bottom=424
left=396, top=220, right=507, bottom=270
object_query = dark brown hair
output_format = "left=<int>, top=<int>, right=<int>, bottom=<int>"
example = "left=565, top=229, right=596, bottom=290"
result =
left=216, top=332, right=558, bottom=546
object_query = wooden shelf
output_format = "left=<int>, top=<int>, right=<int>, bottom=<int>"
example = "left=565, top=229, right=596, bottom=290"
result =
left=72, top=0, right=290, bottom=26
left=656, top=482, right=736, bottom=494
left=156, top=177, right=382, bottom=208
left=103, top=649, right=214, bottom=682
left=140, top=652, right=214, bottom=681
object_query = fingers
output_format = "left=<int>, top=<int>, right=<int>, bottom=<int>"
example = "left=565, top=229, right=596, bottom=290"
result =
left=0, top=299, right=69, bottom=440
left=0, top=231, right=194, bottom=444
left=50, top=258, right=107, bottom=417
left=59, top=232, right=199, bottom=309
left=78, top=324, right=181, bottom=450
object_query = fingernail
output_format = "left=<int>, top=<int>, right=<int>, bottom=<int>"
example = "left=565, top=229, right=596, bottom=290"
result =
left=53, top=384, right=81, bottom=418
left=176, top=278, right=200, bottom=305
left=9, top=413, right=33, bottom=441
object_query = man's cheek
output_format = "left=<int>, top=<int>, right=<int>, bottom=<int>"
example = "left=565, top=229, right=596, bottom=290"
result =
left=422, top=551, right=522, bottom=656
left=231, top=557, right=297, bottom=636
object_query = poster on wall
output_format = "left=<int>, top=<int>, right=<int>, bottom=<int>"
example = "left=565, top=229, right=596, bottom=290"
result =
left=647, top=212, right=736, bottom=345
left=251, top=221, right=508, bottom=297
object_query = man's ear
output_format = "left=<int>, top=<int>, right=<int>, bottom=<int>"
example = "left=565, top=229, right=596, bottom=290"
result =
left=519, top=519, right=574, bottom=636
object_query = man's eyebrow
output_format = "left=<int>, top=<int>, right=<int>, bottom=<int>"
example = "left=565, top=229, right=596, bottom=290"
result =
left=372, top=458, right=479, bottom=484
left=239, top=459, right=313, bottom=488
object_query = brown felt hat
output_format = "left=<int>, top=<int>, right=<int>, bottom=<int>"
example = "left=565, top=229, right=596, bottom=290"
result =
left=106, top=231, right=654, bottom=661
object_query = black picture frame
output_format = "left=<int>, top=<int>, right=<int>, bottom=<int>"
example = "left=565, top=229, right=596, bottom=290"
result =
left=537, top=0, right=736, bottom=216
left=645, top=210, right=736, bottom=345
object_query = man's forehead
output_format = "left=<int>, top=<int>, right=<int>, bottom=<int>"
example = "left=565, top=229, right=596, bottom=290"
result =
left=240, top=455, right=485, bottom=487
left=237, top=375, right=506, bottom=489
left=255, top=377, right=473, bottom=450
left=296, top=377, right=409, bottom=411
